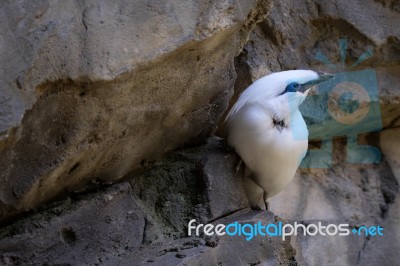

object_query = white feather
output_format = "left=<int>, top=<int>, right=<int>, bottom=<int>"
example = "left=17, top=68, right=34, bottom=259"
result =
left=225, top=70, right=318, bottom=122
left=225, top=70, right=319, bottom=209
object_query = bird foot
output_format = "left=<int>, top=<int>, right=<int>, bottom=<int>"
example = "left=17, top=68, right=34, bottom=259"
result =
left=273, top=215, right=288, bottom=224
left=251, top=205, right=263, bottom=211
left=251, top=200, right=267, bottom=211
left=263, top=192, right=269, bottom=211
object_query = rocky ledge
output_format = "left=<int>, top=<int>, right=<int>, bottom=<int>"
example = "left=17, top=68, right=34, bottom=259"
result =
left=0, top=0, right=399, bottom=265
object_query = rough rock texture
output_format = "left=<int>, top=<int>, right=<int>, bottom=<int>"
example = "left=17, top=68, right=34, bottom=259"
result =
left=0, top=0, right=271, bottom=221
left=234, top=0, right=400, bottom=265
left=269, top=140, right=399, bottom=265
left=1, top=0, right=400, bottom=265
left=0, top=139, right=289, bottom=265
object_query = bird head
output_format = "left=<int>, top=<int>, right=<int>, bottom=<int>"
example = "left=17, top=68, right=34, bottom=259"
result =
left=225, top=70, right=334, bottom=122
left=282, top=70, right=334, bottom=95
left=275, top=70, right=334, bottom=112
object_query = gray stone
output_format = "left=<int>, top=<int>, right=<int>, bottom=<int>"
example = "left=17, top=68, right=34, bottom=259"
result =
left=0, top=0, right=272, bottom=222
left=180, top=210, right=297, bottom=266
left=0, top=182, right=146, bottom=265
left=228, top=0, right=400, bottom=264
left=0, top=139, right=256, bottom=265
left=1, top=0, right=400, bottom=265
left=129, top=137, right=248, bottom=236
left=200, top=137, right=248, bottom=220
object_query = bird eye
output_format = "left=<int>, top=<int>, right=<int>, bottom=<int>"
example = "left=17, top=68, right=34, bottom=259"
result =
left=285, top=82, right=300, bottom=93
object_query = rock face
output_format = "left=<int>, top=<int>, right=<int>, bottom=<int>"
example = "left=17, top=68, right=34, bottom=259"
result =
left=0, top=0, right=400, bottom=265
left=233, top=0, right=400, bottom=265
left=0, top=0, right=271, bottom=220
left=0, top=138, right=287, bottom=265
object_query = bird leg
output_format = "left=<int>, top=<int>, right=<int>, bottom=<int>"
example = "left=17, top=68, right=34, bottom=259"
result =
left=243, top=174, right=266, bottom=210
left=235, top=158, right=243, bottom=175
left=263, top=191, right=269, bottom=210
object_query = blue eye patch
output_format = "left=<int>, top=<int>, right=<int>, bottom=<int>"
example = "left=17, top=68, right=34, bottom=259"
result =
left=283, top=82, right=300, bottom=94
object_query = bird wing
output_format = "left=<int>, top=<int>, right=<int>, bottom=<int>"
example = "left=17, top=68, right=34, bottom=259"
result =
left=225, top=70, right=318, bottom=123
left=225, top=77, right=285, bottom=123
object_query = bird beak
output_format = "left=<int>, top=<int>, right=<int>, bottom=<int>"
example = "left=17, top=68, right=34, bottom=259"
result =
left=316, top=72, right=335, bottom=82
left=299, top=72, right=334, bottom=92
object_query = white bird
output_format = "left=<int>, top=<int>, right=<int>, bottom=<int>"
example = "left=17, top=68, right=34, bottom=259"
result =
left=225, top=70, right=333, bottom=210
